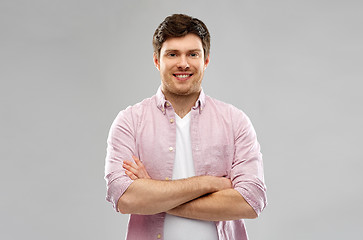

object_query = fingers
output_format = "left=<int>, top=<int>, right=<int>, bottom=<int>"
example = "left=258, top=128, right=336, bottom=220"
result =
left=133, top=155, right=144, bottom=167
left=123, top=156, right=151, bottom=180
left=123, top=160, right=138, bottom=173
left=125, top=170, right=138, bottom=180
left=123, top=160, right=138, bottom=169
left=124, top=157, right=143, bottom=170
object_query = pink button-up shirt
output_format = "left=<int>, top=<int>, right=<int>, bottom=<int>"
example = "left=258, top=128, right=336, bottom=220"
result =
left=105, top=87, right=267, bottom=240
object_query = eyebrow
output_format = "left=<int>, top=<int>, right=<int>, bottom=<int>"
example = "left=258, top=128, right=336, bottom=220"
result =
left=164, top=49, right=202, bottom=53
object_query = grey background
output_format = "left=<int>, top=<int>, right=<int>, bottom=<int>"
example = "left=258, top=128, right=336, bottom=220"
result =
left=1, top=0, right=362, bottom=239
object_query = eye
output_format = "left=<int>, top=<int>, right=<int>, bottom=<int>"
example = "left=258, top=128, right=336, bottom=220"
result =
left=167, top=53, right=177, bottom=57
left=189, top=52, right=199, bottom=57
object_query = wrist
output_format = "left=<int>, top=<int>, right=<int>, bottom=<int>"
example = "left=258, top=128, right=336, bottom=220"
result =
left=200, top=175, right=232, bottom=192
left=198, top=176, right=221, bottom=192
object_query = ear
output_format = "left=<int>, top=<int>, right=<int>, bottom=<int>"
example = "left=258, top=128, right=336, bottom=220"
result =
left=204, top=54, right=210, bottom=70
left=153, top=52, right=160, bottom=71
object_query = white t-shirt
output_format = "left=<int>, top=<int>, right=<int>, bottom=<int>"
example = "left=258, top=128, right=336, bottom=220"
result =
left=163, top=112, right=218, bottom=240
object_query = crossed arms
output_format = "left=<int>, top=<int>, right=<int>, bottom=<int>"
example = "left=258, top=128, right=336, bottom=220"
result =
left=117, top=156, right=258, bottom=221
left=105, top=107, right=267, bottom=221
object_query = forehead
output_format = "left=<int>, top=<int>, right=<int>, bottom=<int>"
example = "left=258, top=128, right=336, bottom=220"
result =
left=161, top=33, right=203, bottom=52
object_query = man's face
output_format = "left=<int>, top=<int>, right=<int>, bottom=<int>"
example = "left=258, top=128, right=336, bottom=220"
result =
left=154, top=33, right=210, bottom=98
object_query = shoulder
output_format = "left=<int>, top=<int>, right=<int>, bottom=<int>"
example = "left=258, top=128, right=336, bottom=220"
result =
left=112, top=95, right=157, bottom=127
left=119, top=95, right=156, bottom=116
left=205, top=95, right=247, bottom=120
left=204, top=95, right=255, bottom=136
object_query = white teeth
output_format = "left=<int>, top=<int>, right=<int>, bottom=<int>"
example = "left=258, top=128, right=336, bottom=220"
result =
left=175, top=74, right=190, bottom=78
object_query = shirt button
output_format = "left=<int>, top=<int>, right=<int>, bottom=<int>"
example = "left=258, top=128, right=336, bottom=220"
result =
left=157, top=233, right=161, bottom=239
left=169, top=147, right=174, bottom=152
left=170, top=118, right=174, bottom=123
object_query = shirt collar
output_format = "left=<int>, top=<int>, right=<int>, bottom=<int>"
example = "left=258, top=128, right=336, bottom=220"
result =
left=156, top=86, right=206, bottom=114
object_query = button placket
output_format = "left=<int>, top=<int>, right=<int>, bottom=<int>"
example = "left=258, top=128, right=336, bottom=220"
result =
left=163, top=104, right=176, bottom=186
left=190, top=108, right=201, bottom=175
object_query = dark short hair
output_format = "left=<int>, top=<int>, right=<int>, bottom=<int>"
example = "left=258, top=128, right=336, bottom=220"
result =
left=153, top=14, right=210, bottom=60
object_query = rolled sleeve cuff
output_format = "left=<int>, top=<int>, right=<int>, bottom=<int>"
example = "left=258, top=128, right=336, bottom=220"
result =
left=106, top=177, right=134, bottom=212
left=235, top=186, right=267, bottom=216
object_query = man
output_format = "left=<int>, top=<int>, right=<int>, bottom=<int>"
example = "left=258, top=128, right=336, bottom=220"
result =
left=105, top=14, right=267, bottom=240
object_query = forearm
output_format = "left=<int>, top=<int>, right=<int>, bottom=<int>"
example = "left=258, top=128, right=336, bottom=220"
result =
left=117, top=176, right=231, bottom=215
left=167, top=188, right=258, bottom=221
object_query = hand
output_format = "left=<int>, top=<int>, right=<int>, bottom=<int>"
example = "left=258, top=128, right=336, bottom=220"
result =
left=218, top=177, right=233, bottom=190
left=123, top=156, right=151, bottom=180
left=207, top=176, right=232, bottom=191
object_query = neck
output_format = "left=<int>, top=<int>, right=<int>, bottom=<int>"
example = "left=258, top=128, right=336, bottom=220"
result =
left=162, top=90, right=200, bottom=118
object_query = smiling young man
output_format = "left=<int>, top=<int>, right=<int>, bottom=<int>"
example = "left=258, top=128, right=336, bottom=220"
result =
left=105, top=14, right=267, bottom=240
left=155, top=33, right=208, bottom=118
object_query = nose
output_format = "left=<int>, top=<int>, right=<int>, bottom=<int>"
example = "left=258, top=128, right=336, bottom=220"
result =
left=176, top=55, right=189, bottom=69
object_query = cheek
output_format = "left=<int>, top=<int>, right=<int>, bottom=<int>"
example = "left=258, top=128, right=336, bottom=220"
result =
left=159, top=66, right=168, bottom=76
left=195, top=61, right=206, bottom=71
left=160, top=62, right=172, bottom=73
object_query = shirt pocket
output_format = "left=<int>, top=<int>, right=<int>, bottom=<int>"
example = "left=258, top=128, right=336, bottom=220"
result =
left=199, top=144, right=233, bottom=178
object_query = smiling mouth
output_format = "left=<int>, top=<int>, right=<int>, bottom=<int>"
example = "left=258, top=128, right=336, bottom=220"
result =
left=173, top=74, right=193, bottom=79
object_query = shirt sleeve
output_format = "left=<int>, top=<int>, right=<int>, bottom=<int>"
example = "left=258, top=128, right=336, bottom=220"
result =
left=231, top=109, right=267, bottom=216
left=104, top=107, right=136, bottom=212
